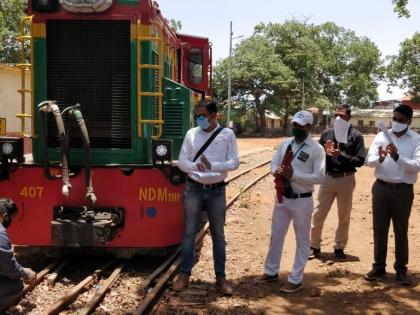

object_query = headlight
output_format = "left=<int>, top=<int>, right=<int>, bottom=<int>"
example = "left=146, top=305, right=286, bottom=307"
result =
left=152, top=139, right=173, bottom=166
left=0, top=137, right=24, bottom=163
left=31, top=0, right=59, bottom=12
left=1, top=143, right=13, bottom=155
left=155, top=144, right=168, bottom=157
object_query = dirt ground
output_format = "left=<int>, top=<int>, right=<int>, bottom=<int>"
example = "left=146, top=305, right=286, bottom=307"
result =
left=158, top=135, right=420, bottom=315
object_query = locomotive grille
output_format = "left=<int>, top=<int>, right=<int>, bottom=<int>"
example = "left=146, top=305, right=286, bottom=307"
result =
left=163, top=102, right=183, bottom=137
left=46, top=20, right=131, bottom=149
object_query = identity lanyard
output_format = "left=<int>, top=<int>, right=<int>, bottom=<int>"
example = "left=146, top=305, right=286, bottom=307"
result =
left=291, top=141, right=306, bottom=161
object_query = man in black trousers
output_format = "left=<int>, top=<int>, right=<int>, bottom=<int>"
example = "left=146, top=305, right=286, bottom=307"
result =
left=364, top=104, right=420, bottom=285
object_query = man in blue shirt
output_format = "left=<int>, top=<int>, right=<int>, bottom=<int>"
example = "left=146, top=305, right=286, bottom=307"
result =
left=0, top=198, right=36, bottom=307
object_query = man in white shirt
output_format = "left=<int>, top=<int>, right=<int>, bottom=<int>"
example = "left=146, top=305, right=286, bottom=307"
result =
left=364, top=104, right=420, bottom=286
left=172, top=100, right=239, bottom=295
left=256, top=111, right=325, bottom=293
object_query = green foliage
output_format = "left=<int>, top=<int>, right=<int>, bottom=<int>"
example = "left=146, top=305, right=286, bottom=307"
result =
left=393, top=0, right=410, bottom=18
left=387, top=32, right=420, bottom=103
left=0, top=0, right=26, bottom=63
left=213, top=20, right=383, bottom=132
left=168, top=19, right=182, bottom=32
left=214, top=35, right=297, bottom=131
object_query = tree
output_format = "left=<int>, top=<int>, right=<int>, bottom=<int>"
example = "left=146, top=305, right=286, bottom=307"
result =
left=258, top=21, right=382, bottom=108
left=387, top=32, right=420, bottom=103
left=213, top=21, right=383, bottom=132
left=168, top=19, right=182, bottom=32
left=393, top=0, right=410, bottom=18
left=340, top=36, right=383, bottom=107
left=0, top=0, right=26, bottom=63
left=214, top=35, right=297, bottom=132
left=256, top=21, right=325, bottom=123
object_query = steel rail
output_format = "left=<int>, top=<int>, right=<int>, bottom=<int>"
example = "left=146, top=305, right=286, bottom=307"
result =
left=4, top=151, right=274, bottom=315
left=227, top=159, right=271, bottom=182
left=45, top=259, right=116, bottom=315
left=46, top=259, right=69, bottom=286
left=132, top=166, right=271, bottom=315
left=0, top=260, right=61, bottom=313
left=79, top=260, right=128, bottom=315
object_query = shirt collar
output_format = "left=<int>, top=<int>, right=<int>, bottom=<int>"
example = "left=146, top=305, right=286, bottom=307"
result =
left=291, top=136, right=311, bottom=147
left=199, top=123, right=221, bottom=135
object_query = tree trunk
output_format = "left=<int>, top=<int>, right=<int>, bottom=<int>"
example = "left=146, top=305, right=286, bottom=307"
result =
left=282, top=96, right=290, bottom=130
left=255, top=98, right=266, bottom=133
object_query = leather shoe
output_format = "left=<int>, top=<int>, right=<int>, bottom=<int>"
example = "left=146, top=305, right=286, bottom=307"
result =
left=363, top=268, right=386, bottom=281
left=308, top=247, right=321, bottom=260
left=172, top=273, right=190, bottom=291
left=279, top=281, right=303, bottom=293
left=334, top=249, right=346, bottom=261
left=216, top=277, right=233, bottom=295
left=254, top=273, right=278, bottom=283
left=396, top=272, right=411, bottom=286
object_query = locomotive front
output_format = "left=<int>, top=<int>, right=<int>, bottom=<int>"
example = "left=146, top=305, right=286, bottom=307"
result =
left=0, top=0, right=212, bottom=256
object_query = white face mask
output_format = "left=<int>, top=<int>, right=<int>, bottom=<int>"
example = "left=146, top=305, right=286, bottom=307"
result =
left=334, top=116, right=351, bottom=144
left=391, top=121, right=408, bottom=133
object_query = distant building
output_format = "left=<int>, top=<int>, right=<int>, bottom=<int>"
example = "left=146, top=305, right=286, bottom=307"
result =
left=265, top=111, right=283, bottom=129
left=0, top=63, right=29, bottom=134
left=401, top=95, right=420, bottom=110
left=350, top=109, right=420, bottom=133
left=371, top=99, right=400, bottom=109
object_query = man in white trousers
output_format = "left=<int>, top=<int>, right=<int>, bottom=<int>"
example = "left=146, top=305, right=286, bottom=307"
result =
left=256, top=111, right=325, bottom=293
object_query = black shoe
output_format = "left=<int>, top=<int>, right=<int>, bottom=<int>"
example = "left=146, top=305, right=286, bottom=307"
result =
left=396, top=272, right=411, bottom=286
left=363, top=268, right=386, bottom=281
left=216, top=277, right=234, bottom=295
left=334, top=249, right=346, bottom=261
left=308, top=247, right=321, bottom=260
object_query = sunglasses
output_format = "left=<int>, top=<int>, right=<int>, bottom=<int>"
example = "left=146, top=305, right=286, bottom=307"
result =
left=194, top=114, right=207, bottom=120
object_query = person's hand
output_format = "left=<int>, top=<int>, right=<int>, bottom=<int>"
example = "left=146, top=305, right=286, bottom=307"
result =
left=274, top=166, right=282, bottom=178
left=378, top=146, right=387, bottom=163
left=196, top=163, right=206, bottom=171
left=324, top=140, right=341, bottom=158
left=386, top=143, right=399, bottom=161
left=23, top=268, right=36, bottom=284
left=200, top=155, right=211, bottom=170
left=277, top=165, right=293, bottom=180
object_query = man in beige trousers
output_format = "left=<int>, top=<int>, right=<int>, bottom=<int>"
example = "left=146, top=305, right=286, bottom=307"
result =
left=310, top=104, right=365, bottom=260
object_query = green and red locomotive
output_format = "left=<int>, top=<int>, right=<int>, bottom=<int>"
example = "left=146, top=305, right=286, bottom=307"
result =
left=0, top=0, right=212, bottom=256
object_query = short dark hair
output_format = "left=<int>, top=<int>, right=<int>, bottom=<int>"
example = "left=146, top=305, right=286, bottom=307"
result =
left=336, top=104, right=351, bottom=115
left=0, top=198, right=18, bottom=216
left=196, top=99, right=218, bottom=114
left=394, top=104, right=413, bottom=120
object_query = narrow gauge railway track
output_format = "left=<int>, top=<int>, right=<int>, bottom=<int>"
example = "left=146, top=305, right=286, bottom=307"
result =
left=4, top=150, right=274, bottom=315
left=132, top=159, right=272, bottom=315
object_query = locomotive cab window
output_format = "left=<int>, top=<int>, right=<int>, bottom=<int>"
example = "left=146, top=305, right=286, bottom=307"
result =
left=188, top=48, right=203, bottom=85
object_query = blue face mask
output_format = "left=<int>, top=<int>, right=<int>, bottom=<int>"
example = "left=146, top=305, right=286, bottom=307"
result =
left=196, top=115, right=210, bottom=130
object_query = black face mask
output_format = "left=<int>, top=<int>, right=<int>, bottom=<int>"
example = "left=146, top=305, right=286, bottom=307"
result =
left=292, top=128, right=308, bottom=139
left=2, top=215, right=11, bottom=228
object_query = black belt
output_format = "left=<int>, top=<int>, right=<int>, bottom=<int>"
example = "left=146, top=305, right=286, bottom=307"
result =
left=327, top=172, right=354, bottom=178
left=188, top=178, right=227, bottom=189
left=377, top=179, right=412, bottom=188
left=283, top=192, right=312, bottom=199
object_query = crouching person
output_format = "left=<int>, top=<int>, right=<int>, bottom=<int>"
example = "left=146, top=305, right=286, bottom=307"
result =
left=0, top=198, right=36, bottom=307
left=256, top=111, right=325, bottom=293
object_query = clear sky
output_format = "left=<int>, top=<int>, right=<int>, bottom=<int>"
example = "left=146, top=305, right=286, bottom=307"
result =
left=158, top=0, right=420, bottom=101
